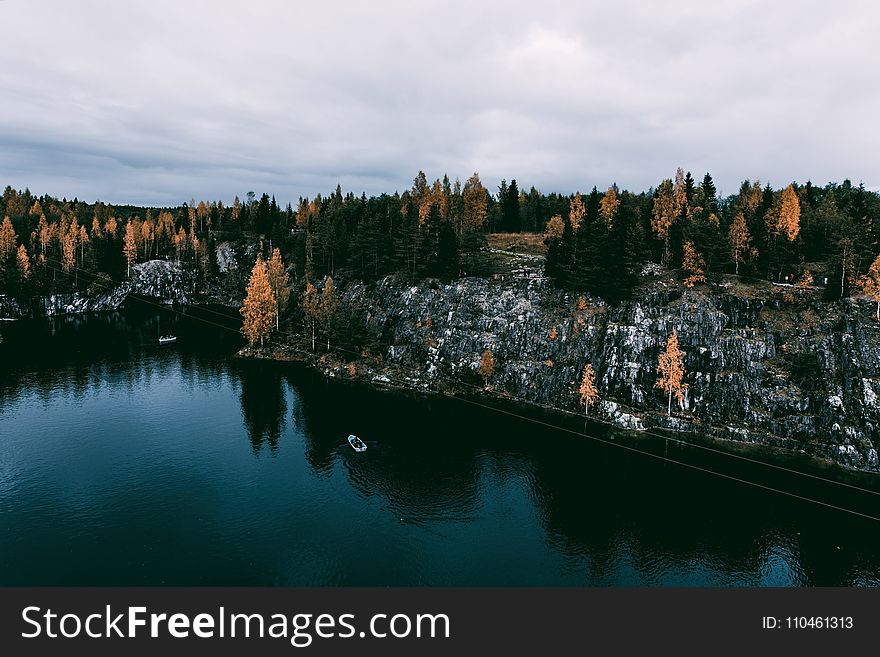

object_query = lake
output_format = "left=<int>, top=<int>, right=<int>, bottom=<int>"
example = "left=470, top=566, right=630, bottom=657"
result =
left=1, top=303, right=879, bottom=586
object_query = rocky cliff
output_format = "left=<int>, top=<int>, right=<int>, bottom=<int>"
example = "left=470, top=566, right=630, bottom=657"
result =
left=0, top=260, right=197, bottom=318
left=311, top=254, right=880, bottom=473
left=4, top=246, right=879, bottom=472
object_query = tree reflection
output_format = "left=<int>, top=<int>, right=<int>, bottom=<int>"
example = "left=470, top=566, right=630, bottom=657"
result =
left=238, top=362, right=286, bottom=453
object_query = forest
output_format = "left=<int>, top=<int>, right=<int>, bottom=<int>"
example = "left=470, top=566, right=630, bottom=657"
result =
left=2, top=168, right=880, bottom=321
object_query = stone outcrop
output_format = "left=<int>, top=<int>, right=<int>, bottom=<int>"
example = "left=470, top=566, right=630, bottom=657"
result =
left=325, top=264, right=880, bottom=472
left=2, top=259, right=200, bottom=318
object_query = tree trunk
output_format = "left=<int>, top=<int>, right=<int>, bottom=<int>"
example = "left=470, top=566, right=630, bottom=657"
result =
left=735, top=259, right=739, bottom=275
left=667, top=389, right=672, bottom=416
left=311, top=323, right=315, bottom=351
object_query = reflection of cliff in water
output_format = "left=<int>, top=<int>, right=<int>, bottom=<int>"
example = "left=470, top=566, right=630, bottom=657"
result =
left=525, top=431, right=880, bottom=585
left=290, top=374, right=539, bottom=521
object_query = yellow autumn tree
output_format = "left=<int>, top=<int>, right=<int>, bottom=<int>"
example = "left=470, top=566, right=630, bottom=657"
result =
left=104, top=215, right=118, bottom=239
left=462, top=173, right=488, bottom=234
left=673, top=167, right=688, bottom=217
left=682, top=240, right=706, bottom=288
left=16, top=244, right=30, bottom=281
left=544, top=215, right=565, bottom=240
left=599, top=187, right=620, bottom=228
left=774, top=184, right=800, bottom=242
left=302, top=280, right=319, bottom=350
left=37, top=214, right=50, bottom=256
left=652, top=179, right=676, bottom=266
left=123, top=221, right=137, bottom=276
left=728, top=212, right=752, bottom=275
left=569, top=192, right=585, bottom=232
left=858, top=254, right=880, bottom=321
left=78, top=224, right=89, bottom=265
left=0, top=216, right=17, bottom=261
left=267, top=247, right=291, bottom=331
left=479, top=349, right=495, bottom=387
left=240, top=256, right=276, bottom=349
left=656, top=330, right=687, bottom=416
left=141, top=218, right=153, bottom=258
left=579, top=363, right=599, bottom=416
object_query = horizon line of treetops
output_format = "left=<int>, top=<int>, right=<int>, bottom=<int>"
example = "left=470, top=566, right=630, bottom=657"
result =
left=2, top=168, right=880, bottom=309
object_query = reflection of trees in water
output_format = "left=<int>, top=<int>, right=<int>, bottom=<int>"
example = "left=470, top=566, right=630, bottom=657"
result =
left=526, top=439, right=772, bottom=583
left=0, top=309, right=233, bottom=416
left=238, top=363, right=286, bottom=454
left=287, top=371, right=336, bottom=476
left=525, top=435, right=880, bottom=585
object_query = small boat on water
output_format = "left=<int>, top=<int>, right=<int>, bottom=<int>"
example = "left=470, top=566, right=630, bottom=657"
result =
left=157, top=317, right=176, bottom=344
left=348, top=434, right=367, bottom=452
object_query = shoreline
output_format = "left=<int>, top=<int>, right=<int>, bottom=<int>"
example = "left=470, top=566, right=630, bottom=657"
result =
left=235, top=345, right=880, bottom=487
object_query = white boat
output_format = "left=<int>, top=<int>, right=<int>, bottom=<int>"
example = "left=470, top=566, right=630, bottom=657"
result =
left=347, top=434, right=367, bottom=452
left=158, top=335, right=177, bottom=344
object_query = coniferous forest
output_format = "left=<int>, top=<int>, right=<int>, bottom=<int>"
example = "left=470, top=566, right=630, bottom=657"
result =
left=2, top=168, right=880, bottom=317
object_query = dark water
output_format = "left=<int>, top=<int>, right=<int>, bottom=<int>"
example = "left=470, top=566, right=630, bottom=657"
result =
left=1, top=304, right=880, bottom=586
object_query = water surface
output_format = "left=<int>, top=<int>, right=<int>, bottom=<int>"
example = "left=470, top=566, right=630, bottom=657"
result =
left=1, top=306, right=879, bottom=585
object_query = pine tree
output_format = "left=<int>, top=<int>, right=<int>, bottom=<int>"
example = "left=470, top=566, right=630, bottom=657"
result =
left=504, top=179, right=521, bottom=232
left=701, top=173, right=718, bottom=214
left=480, top=349, right=494, bottom=387
left=266, top=247, right=291, bottom=330
left=579, top=363, right=599, bottom=416
left=656, top=330, right=687, bottom=416
left=601, top=197, right=642, bottom=303
left=240, top=256, right=275, bottom=348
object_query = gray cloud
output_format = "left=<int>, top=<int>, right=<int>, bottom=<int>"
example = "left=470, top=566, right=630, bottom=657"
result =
left=1, top=0, right=878, bottom=206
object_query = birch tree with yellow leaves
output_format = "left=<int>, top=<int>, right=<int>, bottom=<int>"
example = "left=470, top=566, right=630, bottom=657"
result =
left=656, top=330, right=687, bottom=416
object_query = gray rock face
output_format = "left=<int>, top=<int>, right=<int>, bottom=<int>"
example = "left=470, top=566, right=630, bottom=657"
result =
left=5, top=260, right=198, bottom=317
left=339, top=274, right=880, bottom=472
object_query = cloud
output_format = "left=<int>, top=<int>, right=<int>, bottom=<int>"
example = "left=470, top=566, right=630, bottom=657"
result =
left=0, top=0, right=878, bottom=206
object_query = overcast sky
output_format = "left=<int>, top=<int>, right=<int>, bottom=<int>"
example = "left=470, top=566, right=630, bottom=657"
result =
left=1, top=0, right=878, bottom=206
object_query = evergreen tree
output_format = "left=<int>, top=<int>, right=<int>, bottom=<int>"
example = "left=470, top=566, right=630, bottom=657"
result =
left=602, top=197, right=642, bottom=303
left=503, top=179, right=521, bottom=232
left=701, top=173, right=718, bottom=214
